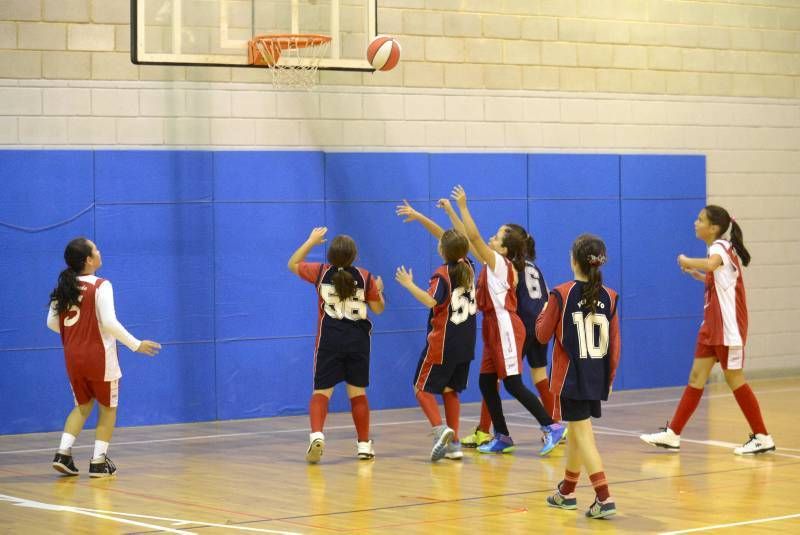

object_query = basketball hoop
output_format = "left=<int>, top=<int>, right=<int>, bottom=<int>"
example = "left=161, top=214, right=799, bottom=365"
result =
left=248, top=34, right=331, bottom=90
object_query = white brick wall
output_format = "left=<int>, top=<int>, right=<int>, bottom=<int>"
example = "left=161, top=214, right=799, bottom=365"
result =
left=1, top=1, right=798, bottom=375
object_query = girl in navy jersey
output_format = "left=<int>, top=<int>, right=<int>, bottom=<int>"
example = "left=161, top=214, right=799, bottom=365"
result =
left=536, top=233, right=620, bottom=519
left=395, top=200, right=477, bottom=462
left=48, top=237, right=161, bottom=478
left=463, top=224, right=563, bottom=449
left=640, top=206, right=775, bottom=455
left=288, top=227, right=385, bottom=464
left=449, top=186, right=565, bottom=456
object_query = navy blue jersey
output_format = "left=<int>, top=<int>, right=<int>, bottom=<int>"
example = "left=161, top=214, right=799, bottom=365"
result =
left=421, top=259, right=478, bottom=365
left=298, top=262, right=381, bottom=352
left=537, top=281, right=621, bottom=401
left=516, top=260, right=548, bottom=333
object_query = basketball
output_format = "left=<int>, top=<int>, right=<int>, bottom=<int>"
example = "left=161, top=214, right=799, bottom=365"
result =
left=366, top=35, right=401, bottom=71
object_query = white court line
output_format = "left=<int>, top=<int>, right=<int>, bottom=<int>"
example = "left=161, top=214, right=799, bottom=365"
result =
left=3, top=385, right=799, bottom=456
left=0, top=494, right=301, bottom=534
left=660, top=512, right=800, bottom=534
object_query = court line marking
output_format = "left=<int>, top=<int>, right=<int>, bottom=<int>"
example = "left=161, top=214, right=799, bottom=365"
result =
left=0, top=493, right=301, bottom=534
left=660, top=512, right=800, bottom=534
left=3, top=384, right=800, bottom=455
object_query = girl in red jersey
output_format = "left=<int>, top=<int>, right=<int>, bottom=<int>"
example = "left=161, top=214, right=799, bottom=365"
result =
left=48, top=237, right=161, bottom=478
left=395, top=200, right=477, bottom=462
left=536, top=234, right=620, bottom=519
left=288, top=227, right=385, bottom=464
left=640, top=205, right=775, bottom=455
left=449, top=186, right=565, bottom=455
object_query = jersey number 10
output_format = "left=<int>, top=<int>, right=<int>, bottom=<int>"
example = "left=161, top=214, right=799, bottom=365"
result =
left=571, top=311, right=609, bottom=359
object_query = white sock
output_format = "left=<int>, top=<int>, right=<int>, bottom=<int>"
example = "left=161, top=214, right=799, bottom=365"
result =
left=58, top=433, right=76, bottom=452
left=93, top=440, right=109, bottom=459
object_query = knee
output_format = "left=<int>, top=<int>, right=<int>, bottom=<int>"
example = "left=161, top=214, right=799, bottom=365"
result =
left=688, top=368, right=707, bottom=387
left=724, top=370, right=745, bottom=389
left=502, top=375, right=524, bottom=396
left=479, top=374, right=497, bottom=393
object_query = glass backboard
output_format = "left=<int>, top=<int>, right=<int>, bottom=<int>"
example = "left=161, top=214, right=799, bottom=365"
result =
left=131, top=0, right=377, bottom=71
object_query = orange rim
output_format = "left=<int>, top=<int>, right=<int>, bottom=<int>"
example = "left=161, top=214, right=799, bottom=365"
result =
left=251, top=34, right=331, bottom=50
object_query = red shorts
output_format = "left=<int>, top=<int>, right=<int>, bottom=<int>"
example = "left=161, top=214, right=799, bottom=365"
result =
left=695, top=342, right=744, bottom=371
left=69, top=374, right=119, bottom=408
left=479, top=318, right=526, bottom=379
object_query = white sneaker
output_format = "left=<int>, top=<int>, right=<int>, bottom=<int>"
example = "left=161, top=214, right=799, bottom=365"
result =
left=357, top=439, right=375, bottom=460
left=444, top=440, right=463, bottom=460
left=430, top=425, right=455, bottom=462
left=306, top=432, right=325, bottom=464
left=640, top=426, right=680, bottom=450
left=734, top=433, right=775, bottom=455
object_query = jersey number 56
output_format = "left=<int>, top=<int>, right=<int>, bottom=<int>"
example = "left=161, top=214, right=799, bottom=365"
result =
left=450, top=286, right=477, bottom=325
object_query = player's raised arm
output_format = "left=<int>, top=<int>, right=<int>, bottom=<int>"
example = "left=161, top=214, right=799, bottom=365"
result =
left=288, top=227, right=327, bottom=275
left=436, top=198, right=480, bottom=259
left=451, top=185, right=495, bottom=270
left=367, top=275, right=385, bottom=314
left=395, top=200, right=445, bottom=239
left=395, top=266, right=437, bottom=308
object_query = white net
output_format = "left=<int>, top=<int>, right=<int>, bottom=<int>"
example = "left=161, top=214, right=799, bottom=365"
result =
left=250, top=34, right=331, bottom=90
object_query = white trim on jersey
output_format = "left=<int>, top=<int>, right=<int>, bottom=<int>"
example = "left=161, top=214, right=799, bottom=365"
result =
left=486, top=251, right=519, bottom=375
left=709, top=241, right=743, bottom=347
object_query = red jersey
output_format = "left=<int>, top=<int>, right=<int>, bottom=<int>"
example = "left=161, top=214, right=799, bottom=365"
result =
left=477, top=251, right=526, bottom=375
left=57, top=277, right=121, bottom=382
left=698, top=240, right=748, bottom=347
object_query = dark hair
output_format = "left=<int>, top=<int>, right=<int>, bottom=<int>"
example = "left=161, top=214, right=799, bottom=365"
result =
left=49, top=237, right=93, bottom=314
left=501, top=224, right=533, bottom=272
left=327, top=234, right=358, bottom=301
left=440, top=229, right=472, bottom=290
left=505, top=223, right=536, bottom=262
left=572, top=233, right=607, bottom=314
left=704, top=205, right=751, bottom=267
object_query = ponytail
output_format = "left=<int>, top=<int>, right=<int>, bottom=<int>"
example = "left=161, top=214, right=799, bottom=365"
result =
left=571, top=234, right=607, bottom=315
left=327, top=234, right=358, bottom=301
left=331, top=268, right=357, bottom=301
left=729, top=219, right=751, bottom=267
left=450, top=259, right=473, bottom=291
left=49, top=237, right=93, bottom=314
left=502, top=223, right=532, bottom=272
left=704, top=205, right=751, bottom=267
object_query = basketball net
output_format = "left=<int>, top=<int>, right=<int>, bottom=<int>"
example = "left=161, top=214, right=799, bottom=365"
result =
left=248, top=34, right=331, bottom=90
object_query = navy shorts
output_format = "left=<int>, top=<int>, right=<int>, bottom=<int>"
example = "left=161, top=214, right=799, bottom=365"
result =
left=314, top=348, right=370, bottom=390
left=413, top=354, right=471, bottom=394
left=559, top=397, right=602, bottom=421
left=523, top=332, right=549, bottom=369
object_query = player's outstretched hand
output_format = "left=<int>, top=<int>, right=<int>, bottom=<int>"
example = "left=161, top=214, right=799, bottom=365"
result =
left=677, top=253, right=690, bottom=270
left=684, top=268, right=705, bottom=282
left=451, top=185, right=467, bottom=208
left=436, top=198, right=453, bottom=212
left=394, top=266, right=413, bottom=288
left=396, top=200, right=420, bottom=222
left=137, top=340, right=161, bottom=357
left=307, top=227, right=328, bottom=246
left=374, top=275, right=384, bottom=293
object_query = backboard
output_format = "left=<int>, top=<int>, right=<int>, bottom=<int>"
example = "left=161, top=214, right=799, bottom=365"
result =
left=131, top=0, right=377, bottom=71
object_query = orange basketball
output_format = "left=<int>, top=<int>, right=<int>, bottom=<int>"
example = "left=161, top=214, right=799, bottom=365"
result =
left=366, top=36, right=401, bottom=71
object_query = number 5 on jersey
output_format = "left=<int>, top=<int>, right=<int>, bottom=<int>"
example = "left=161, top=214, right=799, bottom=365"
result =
left=450, top=286, right=477, bottom=325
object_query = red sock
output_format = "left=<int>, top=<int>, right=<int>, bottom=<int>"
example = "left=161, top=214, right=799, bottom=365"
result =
left=733, top=384, right=768, bottom=435
left=669, top=385, right=704, bottom=435
left=442, top=391, right=460, bottom=440
left=477, top=399, right=492, bottom=433
left=416, top=391, right=442, bottom=427
left=535, top=379, right=555, bottom=419
left=349, top=395, right=370, bottom=442
left=589, top=472, right=610, bottom=502
left=559, top=469, right=580, bottom=495
left=309, top=393, right=329, bottom=433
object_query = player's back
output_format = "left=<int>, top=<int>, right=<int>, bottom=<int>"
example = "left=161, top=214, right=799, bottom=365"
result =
left=58, top=276, right=107, bottom=380
left=516, top=260, right=548, bottom=332
left=425, top=261, right=477, bottom=364
left=550, top=281, right=619, bottom=400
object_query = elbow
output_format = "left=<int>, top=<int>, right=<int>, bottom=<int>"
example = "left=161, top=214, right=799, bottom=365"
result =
left=287, top=261, right=298, bottom=274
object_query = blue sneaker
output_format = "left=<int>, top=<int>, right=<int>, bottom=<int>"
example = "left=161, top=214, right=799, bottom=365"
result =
left=539, top=423, right=566, bottom=456
left=477, top=433, right=515, bottom=454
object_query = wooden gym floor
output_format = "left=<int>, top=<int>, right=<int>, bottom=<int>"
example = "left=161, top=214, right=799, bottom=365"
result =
left=1, top=376, right=799, bottom=534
